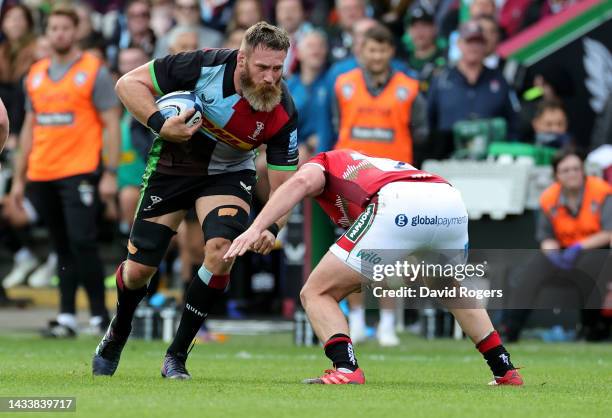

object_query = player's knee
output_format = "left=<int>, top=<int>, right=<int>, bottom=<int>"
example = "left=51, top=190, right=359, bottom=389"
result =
left=127, top=219, right=176, bottom=267
left=124, top=260, right=156, bottom=287
left=300, top=284, right=316, bottom=309
left=202, top=205, right=249, bottom=243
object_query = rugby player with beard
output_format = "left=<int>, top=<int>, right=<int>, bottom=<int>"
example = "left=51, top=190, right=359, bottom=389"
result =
left=93, top=22, right=299, bottom=379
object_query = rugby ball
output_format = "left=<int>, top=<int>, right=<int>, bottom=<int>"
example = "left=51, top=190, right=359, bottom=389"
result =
left=155, top=91, right=203, bottom=128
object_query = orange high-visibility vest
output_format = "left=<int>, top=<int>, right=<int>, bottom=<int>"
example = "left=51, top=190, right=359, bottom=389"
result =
left=25, top=52, right=104, bottom=181
left=334, top=68, right=419, bottom=163
left=540, top=176, right=612, bottom=247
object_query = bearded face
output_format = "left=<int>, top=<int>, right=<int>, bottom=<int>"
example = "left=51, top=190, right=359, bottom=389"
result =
left=239, top=60, right=283, bottom=112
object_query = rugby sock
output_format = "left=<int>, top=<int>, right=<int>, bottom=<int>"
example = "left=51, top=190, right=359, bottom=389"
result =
left=476, top=330, right=515, bottom=377
left=114, top=262, right=147, bottom=336
left=324, top=333, right=359, bottom=372
left=167, top=266, right=228, bottom=355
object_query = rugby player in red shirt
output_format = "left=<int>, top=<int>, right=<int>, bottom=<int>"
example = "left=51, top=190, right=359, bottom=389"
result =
left=225, top=150, right=523, bottom=386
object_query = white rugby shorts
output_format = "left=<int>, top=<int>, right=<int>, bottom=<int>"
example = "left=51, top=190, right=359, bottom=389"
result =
left=330, top=182, right=469, bottom=280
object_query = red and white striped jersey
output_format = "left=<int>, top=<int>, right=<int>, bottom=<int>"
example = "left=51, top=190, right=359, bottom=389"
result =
left=305, top=150, right=448, bottom=228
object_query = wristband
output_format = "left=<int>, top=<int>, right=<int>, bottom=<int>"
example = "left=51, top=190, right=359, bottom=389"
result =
left=267, top=223, right=280, bottom=238
left=147, top=110, right=166, bottom=134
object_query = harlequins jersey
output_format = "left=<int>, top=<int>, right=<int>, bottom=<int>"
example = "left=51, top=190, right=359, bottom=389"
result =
left=149, top=48, right=298, bottom=175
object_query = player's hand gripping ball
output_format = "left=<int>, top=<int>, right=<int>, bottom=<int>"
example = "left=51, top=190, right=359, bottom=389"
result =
left=155, top=91, right=204, bottom=142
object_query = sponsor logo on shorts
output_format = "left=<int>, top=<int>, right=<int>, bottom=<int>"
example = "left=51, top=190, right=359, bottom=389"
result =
left=345, top=203, right=375, bottom=243
left=143, top=195, right=162, bottom=212
left=410, top=215, right=468, bottom=227
left=395, top=214, right=409, bottom=227
left=355, top=249, right=382, bottom=264
left=240, top=181, right=252, bottom=193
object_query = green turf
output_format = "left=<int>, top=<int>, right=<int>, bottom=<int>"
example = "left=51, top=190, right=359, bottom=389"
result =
left=0, top=333, right=610, bottom=418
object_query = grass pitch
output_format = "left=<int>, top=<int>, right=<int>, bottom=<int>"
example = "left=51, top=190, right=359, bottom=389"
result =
left=0, top=332, right=610, bottom=418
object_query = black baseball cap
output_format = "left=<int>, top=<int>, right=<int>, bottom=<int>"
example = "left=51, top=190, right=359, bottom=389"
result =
left=405, top=4, right=435, bottom=27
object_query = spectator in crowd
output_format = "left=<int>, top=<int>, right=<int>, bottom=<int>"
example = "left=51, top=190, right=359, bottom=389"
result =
left=108, top=0, right=157, bottom=65
left=224, top=27, right=246, bottom=49
left=275, top=0, right=313, bottom=76
left=501, top=149, right=612, bottom=342
left=167, top=26, right=200, bottom=54
left=0, top=4, right=37, bottom=148
left=226, top=0, right=264, bottom=34
left=74, top=2, right=108, bottom=59
left=154, top=0, right=224, bottom=58
left=327, top=0, right=367, bottom=63
left=11, top=5, right=120, bottom=337
left=400, top=3, right=447, bottom=94
left=319, top=17, right=417, bottom=152
left=332, top=25, right=427, bottom=347
left=519, top=66, right=574, bottom=142
left=200, top=0, right=236, bottom=33
left=287, top=29, right=329, bottom=160
left=150, top=0, right=175, bottom=38
left=427, top=20, right=519, bottom=159
left=0, top=5, right=51, bottom=291
left=476, top=14, right=502, bottom=70
left=447, top=0, right=497, bottom=63
left=531, top=99, right=572, bottom=148
left=371, top=0, right=411, bottom=35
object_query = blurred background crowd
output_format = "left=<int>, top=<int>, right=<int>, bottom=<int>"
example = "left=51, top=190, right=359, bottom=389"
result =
left=0, top=0, right=611, bottom=343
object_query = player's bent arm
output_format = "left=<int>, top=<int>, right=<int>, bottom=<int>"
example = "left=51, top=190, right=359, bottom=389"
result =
left=115, top=62, right=160, bottom=127
left=251, top=164, right=326, bottom=233
left=266, top=168, right=296, bottom=230
left=0, top=98, right=8, bottom=154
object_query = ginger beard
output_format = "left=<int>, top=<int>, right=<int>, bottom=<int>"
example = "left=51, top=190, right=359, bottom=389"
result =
left=239, top=62, right=282, bottom=113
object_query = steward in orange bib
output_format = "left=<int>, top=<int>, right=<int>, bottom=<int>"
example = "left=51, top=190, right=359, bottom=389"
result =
left=500, top=149, right=612, bottom=342
left=538, top=151, right=612, bottom=252
left=9, top=5, right=120, bottom=338
left=331, top=24, right=428, bottom=164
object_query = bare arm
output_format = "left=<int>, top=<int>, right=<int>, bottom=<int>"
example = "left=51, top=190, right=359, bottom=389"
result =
left=115, top=62, right=160, bottom=127
left=98, top=106, right=121, bottom=200
left=266, top=168, right=297, bottom=230
left=248, top=168, right=297, bottom=255
left=10, top=112, right=34, bottom=208
left=224, top=164, right=325, bottom=259
left=115, top=62, right=200, bottom=142
left=100, top=106, right=121, bottom=170
left=0, top=98, right=8, bottom=154
left=579, top=231, right=611, bottom=249
left=253, top=165, right=325, bottom=232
